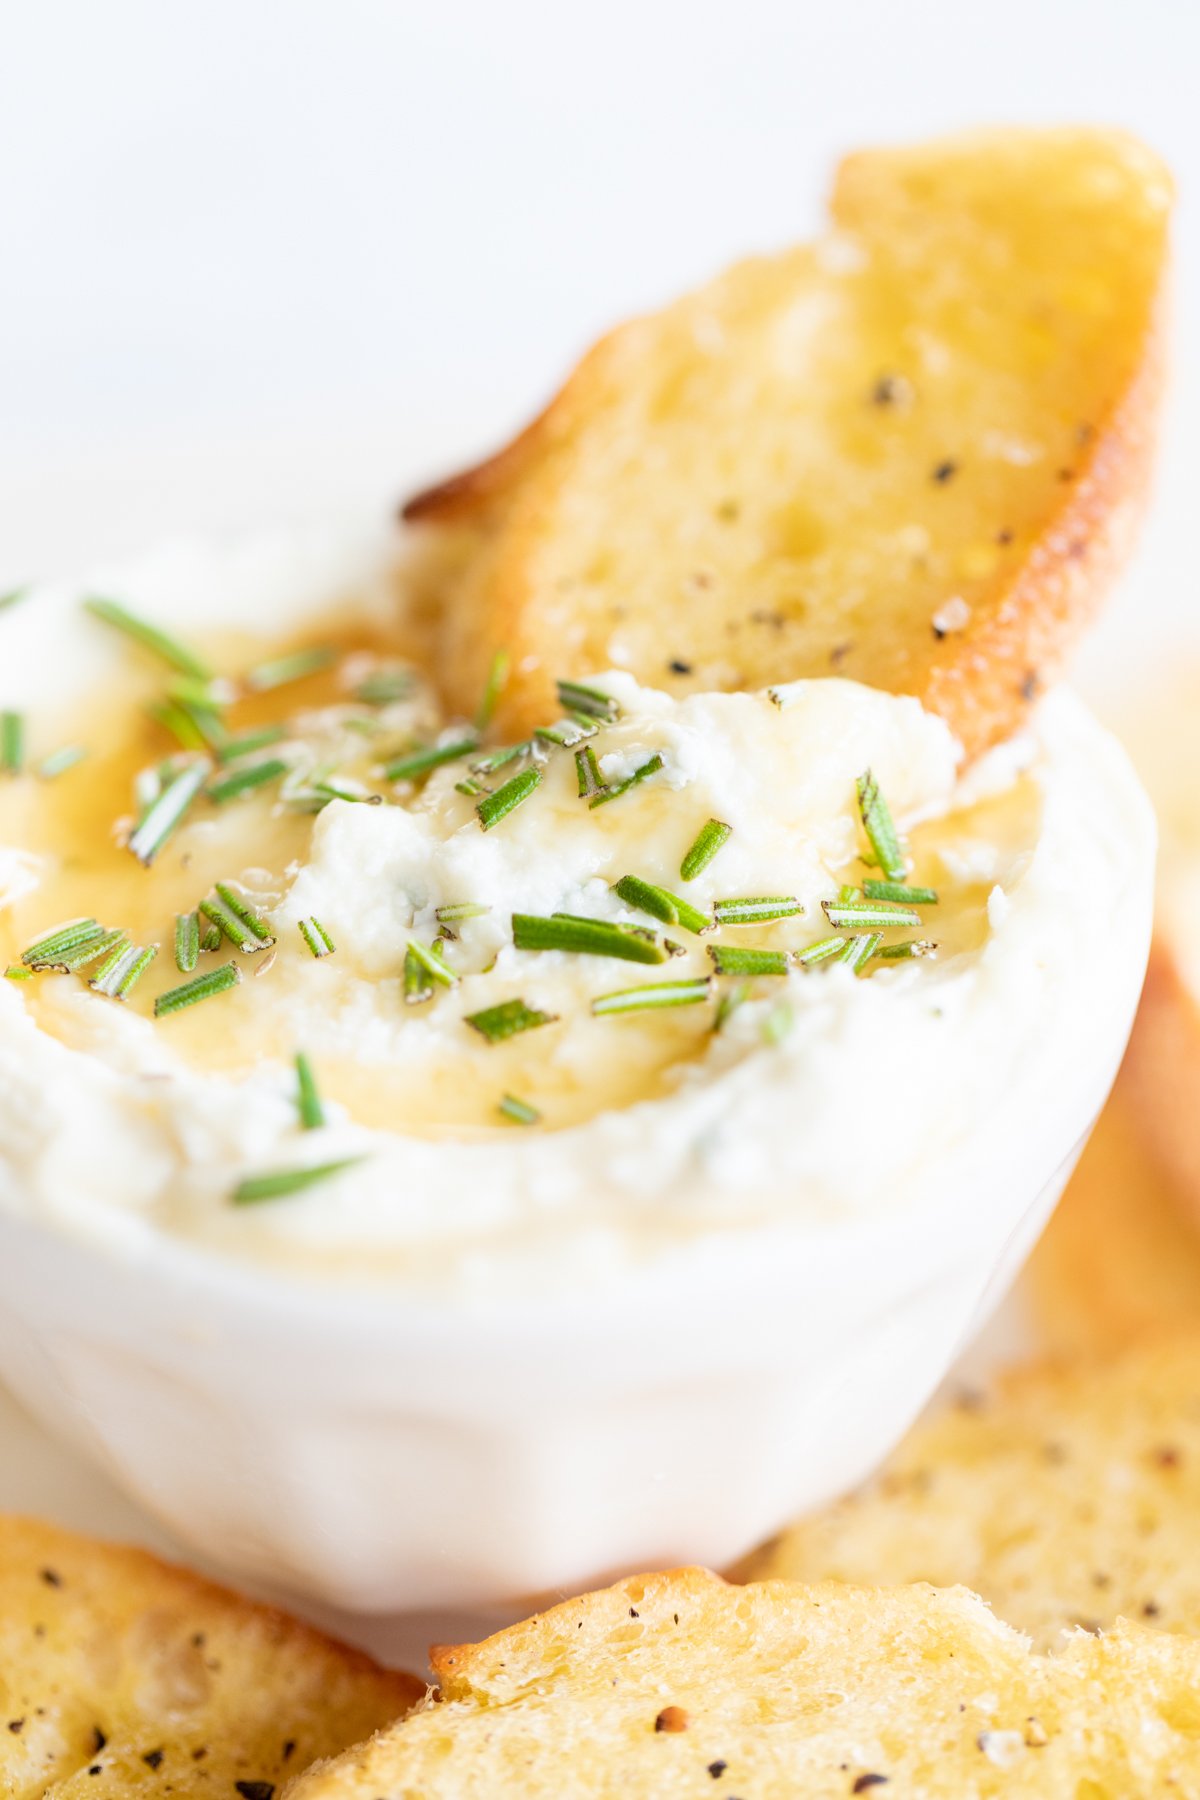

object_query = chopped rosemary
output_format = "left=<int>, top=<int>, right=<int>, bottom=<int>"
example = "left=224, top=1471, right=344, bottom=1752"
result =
left=200, top=885, right=275, bottom=954
left=404, top=945, right=433, bottom=1005
left=299, top=916, right=336, bottom=958
left=154, top=961, right=241, bottom=1017
left=712, top=896, right=801, bottom=926
left=874, top=938, right=939, bottom=960
left=216, top=724, right=287, bottom=764
left=354, top=667, right=415, bottom=705
left=84, top=596, right=211, bottom=680
left=476, top=649, right=510, bottom=731
left=244, top=645, right=335, bottom=692
left=128, top=759, right=211, bottom=865
left=89, top=940, right=157, bottom=1000
left=295, top=1052, right=325, bottom=1129
left=385, top=736, right=478, bottom=782
left=232, top=1155, right=366, bottom=1205
left=455, top=776, right=490, bottom=797
left=575, top=744, right=603, bottom=798
left=535, top=715, right=599, bottom=748
left=707, top=944, right=790, bottom=977
left=592, top=977, right=713, bottom=1016
left=477, top=766, right=541, bottom=830
left=862, top=879, right=939, bottom=906
left=407, top=935, right=458, bottom=988
left=435, top=902, right=491, bottom=924
left=149, top=699, right=213, bottom=752
left=498, top=1093, right=540, bottom=1125
left=21, top=920, right=124, bottom=973
left=795, top=934, right=846, bottom=968
left=36, top=743, right=87, bottom=780
left=174, top=911, right=201, bottom=973
left=512, top=912, right=669, bottom=965
left=4, top=965, right=32, bottom=981
left=837, top=883, right=862, bottom=905
left=822, top=899, right=921, bottom=929
left=200, top=923, right=222, bottom=953
left=465, top=998, right=558, bottom=1042
left=556, top=678, right=619, bottom=723
left=612, top=875, right=710, bottom=935
left=207, top=757, right=289, bottom=804
left=857, top=770, right=907, bottom=881
left=471, top=742, right=528, bottom=776
left=680, top=817, right=732, bottom=882
left=840, top=930, right=882, bottom=974
left=1, top=711, right=24, bottom=774
left=589, top=752, right=663, bottom=809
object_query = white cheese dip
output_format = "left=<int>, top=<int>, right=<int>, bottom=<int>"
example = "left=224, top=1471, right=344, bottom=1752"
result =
left=0, top=525, right=1155, bottom=1295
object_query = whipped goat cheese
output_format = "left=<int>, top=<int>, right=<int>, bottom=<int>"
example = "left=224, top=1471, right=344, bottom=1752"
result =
left=0, top=527, right=1155, bottom=1290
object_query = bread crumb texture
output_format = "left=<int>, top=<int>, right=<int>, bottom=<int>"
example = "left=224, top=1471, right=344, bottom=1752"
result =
left=745, top=1333, right=1200, bottom=1652
left=409, top=128, right=1171, bottom=759
left=288, top=1566, right=1200, bottom=1796
left=0, top=1515, right=419, bottom=1797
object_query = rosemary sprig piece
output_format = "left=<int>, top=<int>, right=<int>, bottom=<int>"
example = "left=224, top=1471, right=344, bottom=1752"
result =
left=471, top=742, right=528, bottom=776
left=589, top=753, right=663, bottom=809
left=174, top=911, right=201, bottom=972
left=404, top=944, right=433, bottom=1005
left=512, top=912, right=669, bottom=965
left=556, top=678, right=619, bottom=723
left=4, top=965, right=32, bottom=981
left=128, top=759, right=211, bottom=865
left=435, top=902, right=491, bottom=924
left=216, top=724, right=288, bottom=763
left=354, top=667, right=415, bottom=705
left=680, top=818, right=732, bottom=882
left=498, top=1093, right=540, bottom=1125
left=455, top=776, right=490, bottom=798
left=477, top=766, right=541, bottom=830
left=200, top=885, right=275, bottom=954
left=465, top=998, right=558, bottom=1042
left=1, top=711, right=24, bottom=774
left=476, top=649, right=510, bottom=731
left=201, top=923, right=222, bottom=952
left=612, top=875, right=710, bottom=935
left=535, top=715, right=599, bottom=749
left=232, top=1155, right=366, bottom=1205
left=795, top=934, right=846, bottom=968
left=295, top=1052, right=325, bottom=1129
left=36, top=744, right=87, bottom=780
left=707, top=944, right=790, bottom=977
left=148, top=700, right=212, bottom=752
left=575, top=744, right=603, bottom=798
left=21, top=920, right=122, bottom=973
left=298, top=917, right=335, bottom=958
left=837, top=883, right=862, bottom=905
left=84, top=596, right=211, bottom=679
left=385, top=736, right=478, bottom=782
left=154, top=961, right=241, bottom=1017
left=592, top=977, right=713, bottom=1016
left=207, top=757, right=290, bottom=804
left=874, top=938, right=939, bottom=961
left=244, top=646, right=335, bottom=692
left=857, top=769, right=907, bottom=881
left=840, top=930, right=882, bottom=974
left=712, top=896, right=801, bottom=926
left=822, top=899, right=921, bottom=929
left=407, top=935, right=458, bottom=988
left=89, top=940, right=157, bottom=1000
left=862, top=879, right=939, bottom=906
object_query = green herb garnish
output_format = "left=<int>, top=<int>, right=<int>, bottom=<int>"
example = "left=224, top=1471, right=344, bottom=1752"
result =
left=707, top=945, right=790, bottom=977
left=535, top=715, right=600, bottom=749
left=297, top=916, right=335, bottom=959
left=36, top=744, right=87, bottom=780
left=592, top=977, right=713, bottom=1016
left=862, top=879, right=939, bottom=906
left=435, top=902, right=491, bottom=924
left=174, top=911, right=201, bottom=973
left=795, top=935, right=846, bottom=968
left=840, top=930, right=882, bottom=974
left=679, top=818, right=732, bottom=882
left=154, top=961, right=242, bottom=1017
left=471, top=742, right=528, bottom=776
left=200, top=885, right=275, bottom=954
left=216, top=725, right=288, bottom=764
left=612, top=875, right=710, bottom=936
left=476, top=649, right=510, bottom=732
left=232, top=1155, right=366, bottom=1205
left=575, top=745, right=603, bottom=798
left=589, top=753, right=663, bottom=809
left=822, top=899, right=921, bottom=929
left=148, top=700, right=212, bottom=753
left=21, top=920, right=125, bottom=973
left=4, top=965, right=32, bottom=980
left=89, top=940, right=157, bottom=1000
left=406, top=935, right=458, bottom=989
left=477, top=766, right=541, bottom=831
left=857, top=770, right=907, bottom=881
left=465, top=998, right=558, bottom=1042
left=874, top=938, right=939, bottom=961
left=711, top=896, right=801, bottom=926
left=1, top=711, right=24, bottom=775
left=404, top=944, right=433, bottom=1005
left=713, top=979, right=752, bottom=1031
left=385, top=736, right=479, bottom=782
left=207, top=757, right=290, bottom=804
left=512, top=912, right=669, bottom=965
left=295, top=1052, right=325, bottom=1129
left=354, top=667, right=415, bottom=705
left=84, top=596, right=211, bottom=680
left=200, top=923, right=222, bottom=953
left=556, top=678, right=619, bottom=723
left=244, top=646, right=335, bottom=692
left=455, top=776, right=490, bottom=797
left=128, top=760, right=211, bottom=865
left=498, top=1093, right=540, bottom=1125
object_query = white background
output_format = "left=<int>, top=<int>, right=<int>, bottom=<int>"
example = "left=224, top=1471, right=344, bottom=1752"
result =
left=0, top=0, right=1195, bottom=1653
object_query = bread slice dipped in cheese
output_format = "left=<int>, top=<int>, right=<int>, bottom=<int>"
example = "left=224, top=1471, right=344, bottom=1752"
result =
left=289, top=1566, right=1200, bottom=1797
left=405, top=128, right=1172, bottom=757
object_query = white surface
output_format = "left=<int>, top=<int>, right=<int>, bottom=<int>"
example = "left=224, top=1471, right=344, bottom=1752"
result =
left=0, top=0, right=1194, bottom=1665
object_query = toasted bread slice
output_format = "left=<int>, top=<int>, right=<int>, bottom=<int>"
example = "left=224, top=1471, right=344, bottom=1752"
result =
left=406, top=128, right=1171, bottom=756
left=741, top=1333, right=1200, bottom=1650
left=0, top=1515, right=419, bottom=1797
left=289, top=1567, right=1200, bottom=1797
left=1024, top=1077, right=1200, bottom=1354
